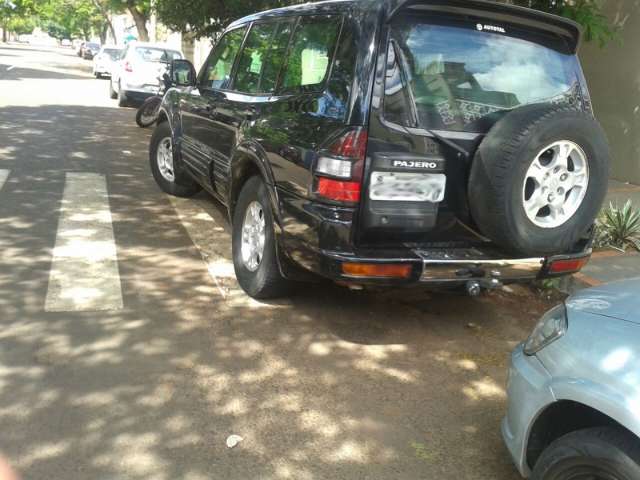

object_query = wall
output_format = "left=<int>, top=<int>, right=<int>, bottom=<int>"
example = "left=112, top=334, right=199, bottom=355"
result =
left=580, top=0, right=640, bottom=184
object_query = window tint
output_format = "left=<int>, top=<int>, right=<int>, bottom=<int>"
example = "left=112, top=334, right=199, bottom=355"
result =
left=281, top=16, right=341, bottom=93
left=233, top=22, right=278, bottom=94
left=200, top=27, right=246, bottom=90
left=259, top=21, right=294, bottom=94
left=385, top=20, right=581, bottom=132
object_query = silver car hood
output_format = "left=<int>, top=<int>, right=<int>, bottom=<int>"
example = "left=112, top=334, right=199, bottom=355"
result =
left=566, top=278, right=640, bottom=323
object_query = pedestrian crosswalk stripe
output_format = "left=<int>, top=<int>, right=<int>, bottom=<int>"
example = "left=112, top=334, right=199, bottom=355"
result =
left=0, top=169, right=9, bottom=190
left=45, top=172, right=123, bottom=312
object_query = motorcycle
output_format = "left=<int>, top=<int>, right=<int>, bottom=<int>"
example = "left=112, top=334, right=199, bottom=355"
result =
left=135, top=69, right=172, bottom=128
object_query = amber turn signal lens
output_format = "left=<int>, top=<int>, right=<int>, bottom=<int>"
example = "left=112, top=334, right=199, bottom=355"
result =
left=342, top=262, right=412, bottom=279
left=548, top=256, right=590, bottom=274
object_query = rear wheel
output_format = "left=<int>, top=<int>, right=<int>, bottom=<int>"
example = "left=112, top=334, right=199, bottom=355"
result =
left=117, top=81, right=128, bottom=107
left=136, top=96, right=162, bottom=128
left=149, top=122, right=201, bottom=198
left=109, top=79, right=117, bottom=99
left=232, top=176, right=290, bottom=299
left=532, top=427, right=640, bottom=480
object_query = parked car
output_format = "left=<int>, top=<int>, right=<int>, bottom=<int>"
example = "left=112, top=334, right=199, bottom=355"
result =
left=93, top=45, right=123, bottom=78
left=61, top=38, right=72, bottom=47
left=503, top=278, right=640, bottom=479
left=82, top=42, right=101, bottom=60
left=149, top=0, right=610, bottom=299
left=110, top=42, right=183, bottom=107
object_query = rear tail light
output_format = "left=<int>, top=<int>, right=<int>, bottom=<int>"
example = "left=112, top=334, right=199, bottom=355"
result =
left=124, top=61, right=133, bottom=72
left=548, top=256, right=590, bottom=274
left=342, top=262, right=412, bottom=279
left=313, top=128, right=367, bottom=203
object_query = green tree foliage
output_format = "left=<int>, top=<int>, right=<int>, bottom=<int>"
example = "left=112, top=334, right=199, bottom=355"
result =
left=154, top=0, right=299, bottom=40
left=507, top=0, right=618, bottom=47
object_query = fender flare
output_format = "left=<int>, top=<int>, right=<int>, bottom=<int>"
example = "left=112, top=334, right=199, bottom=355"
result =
left=550, top=379, right=640, bottom=439
left=228, top=141, right=280, bottom=223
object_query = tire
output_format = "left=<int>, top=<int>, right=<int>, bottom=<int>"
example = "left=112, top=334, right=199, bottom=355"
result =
left=136, top=96, right=162, bottom=128
left=109, top=80, right=117, bottom=99
left=532, top=427, right=640, bottom=480
left=468, top=104, right=609, bottom=256
left=232, top=176, right=290, bottom=299
left=149, top=122, right=202, bottom=198
left=117, top=82, right=128, bottom=107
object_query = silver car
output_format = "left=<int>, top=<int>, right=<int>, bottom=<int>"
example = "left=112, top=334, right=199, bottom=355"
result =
left=503, top=278, right=640, bottom=479
left=93, top=45, right=123, bottom=78
left=110, top=42, right=183, bottom=107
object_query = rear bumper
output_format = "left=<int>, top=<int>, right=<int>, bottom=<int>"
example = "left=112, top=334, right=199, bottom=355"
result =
left=277, top=188, right=592, bottom=286
left=312, top=247, right=591, bottom=286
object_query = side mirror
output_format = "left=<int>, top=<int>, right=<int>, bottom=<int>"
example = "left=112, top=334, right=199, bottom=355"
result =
left=170, top=59, right=197, bottom=87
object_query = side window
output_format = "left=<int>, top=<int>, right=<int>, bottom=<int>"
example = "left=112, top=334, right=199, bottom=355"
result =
left=383, top=41, right=417, bottom=127
left=259, top=21, right=295, bottom=94
left=199, top=27, right=247, bottom=90
left=325, top=20, right=356, bottom=119
left=280, top=15, right=341, bottom=94
left=233, top=22, right=278, bottom=94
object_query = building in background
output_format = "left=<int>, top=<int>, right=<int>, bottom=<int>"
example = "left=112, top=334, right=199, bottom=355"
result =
left=580, top=0, right=640, bottom=185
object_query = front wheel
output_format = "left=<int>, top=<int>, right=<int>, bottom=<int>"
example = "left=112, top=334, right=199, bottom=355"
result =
left=232, top=176, right=290, bottom=299
left=532, top=427, right=640, bottom=480
left=136, top=96, right=162, bottom=128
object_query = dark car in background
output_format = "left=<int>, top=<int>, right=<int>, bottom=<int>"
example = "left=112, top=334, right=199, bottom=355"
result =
left=149, top=0, right=610, bottom=299
left=82, top=42, right=101, bottom=60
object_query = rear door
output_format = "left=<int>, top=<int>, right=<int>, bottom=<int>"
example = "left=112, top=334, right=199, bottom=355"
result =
left=362, top=11, right=584, bottom=245
left=180, top=26, right=247, bottom=190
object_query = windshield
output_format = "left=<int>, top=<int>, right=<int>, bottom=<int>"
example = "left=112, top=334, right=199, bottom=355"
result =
left=385, top=19, right=583, bottom=132
left=134, top=47, right=182, bottom=63
left=87, top=43, right=100, bottom=50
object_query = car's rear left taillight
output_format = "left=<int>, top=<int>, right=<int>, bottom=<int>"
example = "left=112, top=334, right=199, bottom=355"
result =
left=124, top=61, right=133, bottom=73
left=313, top=128, right=367, bottom=203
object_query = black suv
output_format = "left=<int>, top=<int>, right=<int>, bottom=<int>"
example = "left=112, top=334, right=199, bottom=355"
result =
left=149, top=0, right=609, bottom=298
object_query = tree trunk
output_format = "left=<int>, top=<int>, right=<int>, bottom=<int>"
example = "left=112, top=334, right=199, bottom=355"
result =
left=100, top=23, right=108, bottom=44
left=2, top=23, right=7, bottom=43
left=128, top=3, right=149, bottom=42
left=92, top=0, right=117, bottom=44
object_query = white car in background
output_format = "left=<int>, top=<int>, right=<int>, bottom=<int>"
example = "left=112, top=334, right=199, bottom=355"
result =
left=93, top=45, right=123, bottom=78
left=110, top=42, right=184, bottom=107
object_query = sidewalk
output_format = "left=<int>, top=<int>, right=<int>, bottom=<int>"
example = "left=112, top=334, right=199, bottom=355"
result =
left=575, top=179, right=640, bottom=286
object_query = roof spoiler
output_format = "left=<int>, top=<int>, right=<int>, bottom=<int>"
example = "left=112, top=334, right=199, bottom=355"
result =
left=386, top=0, right=582, bottom=54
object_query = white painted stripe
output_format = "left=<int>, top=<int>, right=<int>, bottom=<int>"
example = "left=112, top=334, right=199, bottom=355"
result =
left=45, top=173, right=123, bottom=312
left=170, top=197, right=233, bottom=299
left=0, top=169, right=9, bottom=190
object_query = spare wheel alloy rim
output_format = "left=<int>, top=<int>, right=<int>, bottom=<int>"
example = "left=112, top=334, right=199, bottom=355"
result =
left=157, top=137, right=175, bottom=182
left=241, top=201, right=266, bottom=272
left=522, top=140, right=590, bottom=229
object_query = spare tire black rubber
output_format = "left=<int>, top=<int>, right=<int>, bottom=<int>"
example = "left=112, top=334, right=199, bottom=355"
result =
left=468, top=104, right=610, bottom=256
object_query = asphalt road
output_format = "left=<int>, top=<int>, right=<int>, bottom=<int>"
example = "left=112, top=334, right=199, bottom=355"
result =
left=0, top=43, right=551, bottom=480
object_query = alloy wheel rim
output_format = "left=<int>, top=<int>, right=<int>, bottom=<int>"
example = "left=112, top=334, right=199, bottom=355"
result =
left=241, top=201, right=266, bottom=272
left=522, top=140, right=590, bottom=228
left=156, top=137, right=175, bottom=182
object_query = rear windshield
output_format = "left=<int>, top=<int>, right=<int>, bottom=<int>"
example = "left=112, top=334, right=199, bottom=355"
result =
left=385, top=19, right=583, bottom=132
left=87, top=43, right=100, bottom=49
left=134, top=47, right=182, bottom=63
left=103, top=48, right=121, bottom=60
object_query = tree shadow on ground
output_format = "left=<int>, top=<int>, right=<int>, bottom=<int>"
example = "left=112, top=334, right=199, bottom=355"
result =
left=0, top=104, right=554, bottom=480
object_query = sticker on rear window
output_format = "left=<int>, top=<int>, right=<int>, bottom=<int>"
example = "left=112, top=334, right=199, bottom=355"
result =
left=476, top=24, right=506, bottom=34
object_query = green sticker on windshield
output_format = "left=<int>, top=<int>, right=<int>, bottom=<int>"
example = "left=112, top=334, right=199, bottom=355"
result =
left=249, top=51, right=262, bottom=74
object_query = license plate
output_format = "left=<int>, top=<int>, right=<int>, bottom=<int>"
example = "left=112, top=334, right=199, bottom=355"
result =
left=369, top=172, right=446, bottom=202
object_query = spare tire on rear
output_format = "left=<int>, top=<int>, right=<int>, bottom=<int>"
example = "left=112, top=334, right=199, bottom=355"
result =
left=468, top=104, right=609, bottom=256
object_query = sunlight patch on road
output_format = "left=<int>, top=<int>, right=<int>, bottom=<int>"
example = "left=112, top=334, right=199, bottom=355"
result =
left=45, top=172, right=123, bottom=312
left=0, top=169, right=9, bottom=190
